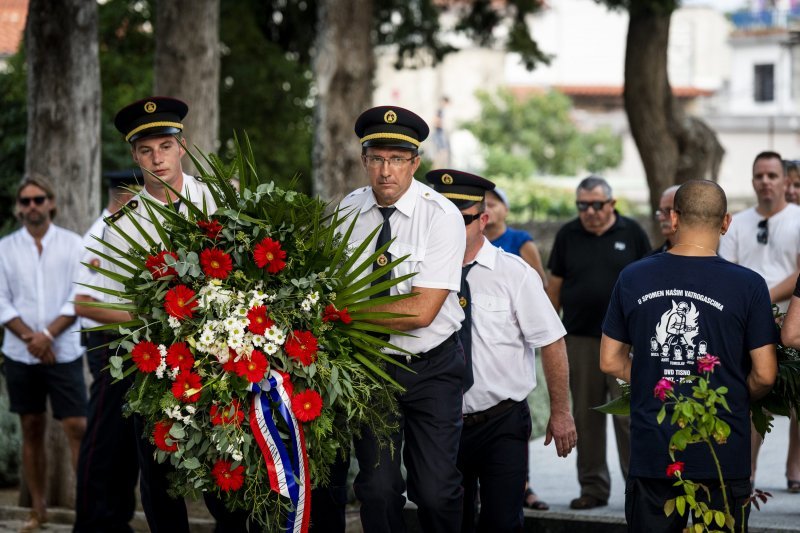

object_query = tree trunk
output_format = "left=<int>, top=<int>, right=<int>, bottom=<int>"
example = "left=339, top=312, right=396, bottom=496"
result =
left=154, top=0, right=220, bottom=174
left=23, top=0, right=100, bottom=509
left=312, top=0, right=374, bottom=204
left=623, top=7, right=724, bottom=216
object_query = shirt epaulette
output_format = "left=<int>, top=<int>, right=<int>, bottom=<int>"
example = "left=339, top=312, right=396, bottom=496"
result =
left=343, top=186, right=370, bottom=200
left=106, top=198, right=139, bottom=224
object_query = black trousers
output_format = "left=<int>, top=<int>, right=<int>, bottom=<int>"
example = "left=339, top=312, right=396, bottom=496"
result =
left=625, top=476, right=752, bottom=533
left=458, top=400, right=531, bottom=533
left=310, top=448, right=351, bottom=533
left=353, top=338, right=466, bottom=533
left=74, top=331, right=139, bottom=533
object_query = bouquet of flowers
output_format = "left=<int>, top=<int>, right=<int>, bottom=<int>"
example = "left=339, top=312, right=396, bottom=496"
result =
left=84, top=140, right=409, bottom=531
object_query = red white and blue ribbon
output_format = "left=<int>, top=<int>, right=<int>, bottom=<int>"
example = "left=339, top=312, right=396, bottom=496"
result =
left=249, top=370, right=311, bottom=533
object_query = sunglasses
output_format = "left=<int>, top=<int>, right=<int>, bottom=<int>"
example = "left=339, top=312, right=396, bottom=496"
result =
left=757, top=219, right=768, bottom=245
left=463, top=213, right=482, bottom=226
left=576, top=200, right=612, bottom=212
left=18, top=195, right=47, bottom=207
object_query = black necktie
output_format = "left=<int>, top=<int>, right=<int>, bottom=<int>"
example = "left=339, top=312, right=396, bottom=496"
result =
left=373, top=207, right=396, bottom=298
left=458, top=262, right=477, bottom=391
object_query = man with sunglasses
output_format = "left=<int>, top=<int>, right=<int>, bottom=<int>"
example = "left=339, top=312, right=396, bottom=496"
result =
left=0, top=174, right=87, bottom=531
left=718, top=150, right=800, bottom=496
left=546, top=175, right=650, bottom=510
left=426, top=169, right=575, bottom=531
left=339, top=106, right=466, bottom=532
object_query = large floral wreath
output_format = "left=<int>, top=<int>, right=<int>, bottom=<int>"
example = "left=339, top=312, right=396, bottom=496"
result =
left=84, top=143, right=409, bottom=531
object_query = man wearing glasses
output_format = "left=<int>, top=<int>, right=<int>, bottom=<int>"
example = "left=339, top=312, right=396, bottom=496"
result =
left=339, top=106, right=466, bottom=532
left=546, top=175, right=650, bottom=510
left=718, top=150, right=800, bottom=496
left=651, top=185, right=680, bottom=254
left=0, top=174, right=87, bottom=531
left=426, top=168, right=575, bottom=531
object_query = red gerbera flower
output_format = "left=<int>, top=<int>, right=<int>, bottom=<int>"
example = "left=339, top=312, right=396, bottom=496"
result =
left=145, top=250, right=178, bottom=279
left=131, top=341, right=161, bottom=373
left=171, top=371, right=203, bottom=403
left=253, top=237, right=287, bottom=274
left=291, top=389, right=323, bottom=422
left=153, top=420, right=179, bottom=452
left=322, top=304, right=352, bottom=325
left=164, top=285, right=198, bottom=319
left=166, top=342, right=195, bottom=372
left=210, top=399, right=245, bottom=426
left=247, top=305, right=274, bottom=335
left=200, top=248, right=233, bottom=279
left=275, top=369, right=294, bottom=397
left=222, top=349, right=238, bottom=373
left=234, top=349, right=269, bottom=383
left=212, top=459, right=244, bottom=491
left=284, top=330, right=318, bottom=366
left=198, top=219, right=223, bottom=240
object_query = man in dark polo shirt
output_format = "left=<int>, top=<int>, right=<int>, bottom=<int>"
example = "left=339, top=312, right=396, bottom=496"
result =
left=546, top=175, right=650, bottom=510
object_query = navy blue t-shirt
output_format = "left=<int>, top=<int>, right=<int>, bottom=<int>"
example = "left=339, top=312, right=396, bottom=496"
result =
left=603, top=253, right=777, bottom=479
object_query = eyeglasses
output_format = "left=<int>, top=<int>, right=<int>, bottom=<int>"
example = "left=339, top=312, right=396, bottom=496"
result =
left=576, top=199, right=612, bottom=212
left=757, top=219, right=768, bottom=245
left=363, top=155, right=417, bottom=169
left=463, top=213, right=482, bottom=226
left=18, top=195, right=47, bottom=207
left=654, top=207, right=673, bottom=220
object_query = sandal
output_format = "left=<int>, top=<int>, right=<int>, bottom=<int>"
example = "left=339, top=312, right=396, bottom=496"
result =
left=788, top=479, right=800, bottom=493
left=523, top=487, right=550, bottom=511
left=19, top=511, right=47, bottom=533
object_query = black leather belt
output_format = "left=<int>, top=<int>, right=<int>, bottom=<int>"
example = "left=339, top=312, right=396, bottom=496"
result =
left=392, top=332, right=459, bottom=365
left=463, top=399, right=519, bottom=428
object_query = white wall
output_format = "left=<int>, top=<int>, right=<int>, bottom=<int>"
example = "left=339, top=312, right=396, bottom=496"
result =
left=727, top=33, right=795, bottom=115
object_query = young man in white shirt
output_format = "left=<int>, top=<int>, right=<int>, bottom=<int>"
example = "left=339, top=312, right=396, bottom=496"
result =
left=0, top=174, right=86, bottom=531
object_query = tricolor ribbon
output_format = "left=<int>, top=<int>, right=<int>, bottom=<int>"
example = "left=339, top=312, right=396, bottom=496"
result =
left=249, top=370, right=311, bottom=533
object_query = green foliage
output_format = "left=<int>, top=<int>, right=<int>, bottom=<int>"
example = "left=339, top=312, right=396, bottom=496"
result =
left=0, top=49, right=26, bottom=235
left=464, top=89, right=623, bottom=178
left=0, top=375, right=21, bottom=486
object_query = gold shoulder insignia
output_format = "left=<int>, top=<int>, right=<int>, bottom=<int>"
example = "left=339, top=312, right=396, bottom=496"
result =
left=106, top=199, right=138, bottom=224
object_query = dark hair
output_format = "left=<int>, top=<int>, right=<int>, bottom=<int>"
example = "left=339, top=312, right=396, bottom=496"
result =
left=753, top=151, right=783, bottom=175
left=17, top=173, right=57, bottom=219
left=674, top=180, right=726, bottom=228
left=576, top=175, right=612, bottom=199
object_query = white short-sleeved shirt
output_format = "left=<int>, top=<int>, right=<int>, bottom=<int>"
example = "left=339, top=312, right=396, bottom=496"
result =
left=0, top=225, right=83, bottom=364
left=463, top=238, right=566, bottom=414
left=104, top=173, right=218, bottom=301
left=718, top=203, right=800, bottom=311
left=75, top=210, right=111, bottom=329
left=338, top=179, right=466, bottom=354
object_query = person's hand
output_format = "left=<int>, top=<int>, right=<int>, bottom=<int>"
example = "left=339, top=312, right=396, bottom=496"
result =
left=544, top=409, right=577, bottom=458
left=38, top=347, right=56, bottom=365
left=26, top=331, right=52, bottom=359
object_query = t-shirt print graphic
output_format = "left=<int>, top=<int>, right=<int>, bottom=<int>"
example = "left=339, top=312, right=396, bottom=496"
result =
left=650, top=300, right=709, bottom=381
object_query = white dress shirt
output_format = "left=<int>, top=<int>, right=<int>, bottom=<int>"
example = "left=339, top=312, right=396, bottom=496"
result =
left=463, top=238, right=566, bottom=414
left=339, top=179, right=466, bottom=354
left=75, top=209, right=111, bottom=329
left=0, top=224, right=83, bottom=364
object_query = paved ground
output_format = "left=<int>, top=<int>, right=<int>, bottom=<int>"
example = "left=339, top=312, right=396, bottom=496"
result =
left=0, top=414, right=795, bottom=532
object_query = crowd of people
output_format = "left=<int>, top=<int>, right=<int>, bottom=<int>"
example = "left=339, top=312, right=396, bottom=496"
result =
left=0, top=96, right=796, bottom=533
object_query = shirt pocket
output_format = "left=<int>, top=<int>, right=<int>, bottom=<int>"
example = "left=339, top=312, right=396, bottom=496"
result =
left=471, top=293, right=512, bottom=334
left=389, top=241, right=424, bottom=294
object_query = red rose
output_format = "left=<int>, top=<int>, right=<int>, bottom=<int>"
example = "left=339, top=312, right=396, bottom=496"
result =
left=211, top=459, right=245, bottom=491
left=153, top=420, right=178, bottom=452
left=322, top=304, right=352, bottom=325
left=234, top=349, right=268, bottom=383
left=666, top=461, right=685, bottom=478
left=200, top=248, right=233, bottom=279
left=145, top=250, right=178, bottom=279
left=198, top=219, right=223, bottom=240
left=253, top=237, right=287, bottom=274
left=166, top=342, right=194, bottom=372
left=210, top=399, right=245, bottom=426
left=171, top=371, right=203, bottom=403
left=291, top=389, right=323, bottom=422
left=164, top=285, right=198, bottom=319
left=131, top=341, right=161, bottom=373
left=246, top=305, right=274, bottom=335
left=284, top=330, right=318, bottom=366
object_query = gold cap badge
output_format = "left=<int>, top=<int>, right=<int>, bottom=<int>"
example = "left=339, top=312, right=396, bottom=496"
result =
left=383, top=110, right=397, bottom=124
left=144, top=101, right=157, bottom=113
left=377, top=254, right=389, bottom=267
left=442, top=173, right=453, bottom=185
